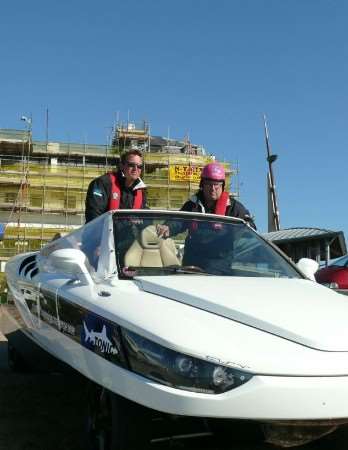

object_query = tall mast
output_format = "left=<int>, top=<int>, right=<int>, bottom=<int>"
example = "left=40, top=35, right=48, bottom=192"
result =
left=263, top=114, right=280, bottom=232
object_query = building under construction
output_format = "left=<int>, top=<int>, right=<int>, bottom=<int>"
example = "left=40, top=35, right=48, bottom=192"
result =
left=0, top=122, right=236, bottom=267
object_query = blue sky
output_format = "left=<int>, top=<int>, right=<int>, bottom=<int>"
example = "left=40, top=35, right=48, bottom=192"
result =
left=1, top=0, right=348, bottom=237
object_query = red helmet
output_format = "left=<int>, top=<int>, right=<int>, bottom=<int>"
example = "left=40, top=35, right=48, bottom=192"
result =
left=201, top=163, right=225, bottom=181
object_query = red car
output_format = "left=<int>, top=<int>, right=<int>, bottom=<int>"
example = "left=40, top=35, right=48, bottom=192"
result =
left=315, top=255, right=348, bottom=295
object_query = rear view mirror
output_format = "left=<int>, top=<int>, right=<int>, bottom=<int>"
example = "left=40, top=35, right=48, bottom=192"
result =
left=296, top=258, right=319, bottom=281
left=48, top=248, right=94, bottom=285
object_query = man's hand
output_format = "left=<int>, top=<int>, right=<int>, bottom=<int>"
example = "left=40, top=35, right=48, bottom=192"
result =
left=156, top=224, right=170, bottom=238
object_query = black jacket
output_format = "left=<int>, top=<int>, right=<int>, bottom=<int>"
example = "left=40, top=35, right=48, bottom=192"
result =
left=180, top=191, right=256, bottom=229
left=85, top=171, right=147, bottom=223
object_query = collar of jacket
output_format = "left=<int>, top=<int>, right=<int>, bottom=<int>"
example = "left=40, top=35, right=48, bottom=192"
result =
left=118, top=170, right=146, bottom=190
left=190, top=190, right=231, bottom=213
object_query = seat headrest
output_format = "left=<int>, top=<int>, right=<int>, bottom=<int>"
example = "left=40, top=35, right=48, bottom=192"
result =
left=140, top=225, right=161, bottom=249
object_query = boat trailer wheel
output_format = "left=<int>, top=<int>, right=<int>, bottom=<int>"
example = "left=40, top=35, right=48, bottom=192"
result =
left=86, top=383, right=112, bottom=450
left=7, top=344, right=28, bottom=372
left=85, top=382, right=151, bottom=450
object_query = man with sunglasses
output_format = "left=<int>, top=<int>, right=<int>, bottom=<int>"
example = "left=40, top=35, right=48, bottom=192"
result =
left=85, top=149, right=147, bottom=223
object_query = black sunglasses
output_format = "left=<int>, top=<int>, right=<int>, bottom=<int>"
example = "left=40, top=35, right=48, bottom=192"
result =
left=126, top=162, right=143, bottom=169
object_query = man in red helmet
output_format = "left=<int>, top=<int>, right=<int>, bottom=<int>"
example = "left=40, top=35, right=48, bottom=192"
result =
left=182, top=162, right=255, bottom=226
left=157, top=162, right=255, bottom=238
left=156, top=162, right=255, bottom=270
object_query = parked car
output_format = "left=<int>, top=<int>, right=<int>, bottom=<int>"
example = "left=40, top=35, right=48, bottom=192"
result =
left=315, top=254, right=348, bottom=295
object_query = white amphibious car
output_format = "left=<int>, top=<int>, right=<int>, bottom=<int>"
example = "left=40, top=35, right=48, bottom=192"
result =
left=3, top=210, right=348, bottom=449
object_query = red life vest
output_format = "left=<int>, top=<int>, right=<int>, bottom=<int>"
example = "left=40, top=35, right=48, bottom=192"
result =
left=108, top=172, right=143, bottom=210
left=190, top=191, right=229, bottom=231
left=214, top=191, right=229, bottom=215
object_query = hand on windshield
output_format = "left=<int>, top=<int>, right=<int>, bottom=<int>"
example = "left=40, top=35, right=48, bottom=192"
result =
left=156, top=224, right=170, bottom=238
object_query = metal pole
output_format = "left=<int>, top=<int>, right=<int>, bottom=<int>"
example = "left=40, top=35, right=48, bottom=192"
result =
left=263, top=114, right=280, bottom=232
left=325, top=240, right=331, bottom=266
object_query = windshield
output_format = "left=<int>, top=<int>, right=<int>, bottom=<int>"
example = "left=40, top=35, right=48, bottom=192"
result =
left=39, top=213, right=116, bottom=281
left=113, top=211, right=302, bottom=279
left=329, top=255, right=348, bottom=268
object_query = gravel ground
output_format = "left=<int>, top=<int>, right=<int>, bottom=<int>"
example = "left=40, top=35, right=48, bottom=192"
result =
left=0, top=334, right=86, bottom=450
left=1, top=332, right=348, bottom=450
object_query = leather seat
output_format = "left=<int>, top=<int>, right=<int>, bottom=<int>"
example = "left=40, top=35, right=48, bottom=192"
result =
left=124, top=225, right=180, bottom=267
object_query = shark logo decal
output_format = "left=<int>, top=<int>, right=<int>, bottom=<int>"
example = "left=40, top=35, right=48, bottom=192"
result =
left=83, top=321, right=118, bottom=355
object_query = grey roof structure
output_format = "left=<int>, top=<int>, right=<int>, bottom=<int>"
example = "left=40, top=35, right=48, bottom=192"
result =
left=263, top=227, right=343, bottom=242
left=262, top=227, right=347, bottom=263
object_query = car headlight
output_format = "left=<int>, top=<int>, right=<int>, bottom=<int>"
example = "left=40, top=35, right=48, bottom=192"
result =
left=121, top=328, right=253, bottom=394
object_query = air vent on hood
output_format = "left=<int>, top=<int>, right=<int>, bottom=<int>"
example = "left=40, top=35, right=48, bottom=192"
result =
left=19, top=254, right=39, bottom=279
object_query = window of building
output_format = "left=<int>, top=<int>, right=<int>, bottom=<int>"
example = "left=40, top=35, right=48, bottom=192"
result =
left=31, top=195, right=43, bottom=207
left=65, top=196, right=76, bottom=209
left=5, top=192, right=17, bottom=204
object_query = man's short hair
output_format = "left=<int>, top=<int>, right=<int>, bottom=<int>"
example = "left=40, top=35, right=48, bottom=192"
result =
left=120, top=149, right=143, bottom=165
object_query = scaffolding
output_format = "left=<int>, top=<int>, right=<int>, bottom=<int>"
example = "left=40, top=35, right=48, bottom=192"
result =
left=0, top=126, right=238, bottom=260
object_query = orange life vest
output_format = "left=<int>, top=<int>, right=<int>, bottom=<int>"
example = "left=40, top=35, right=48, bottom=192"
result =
left=108, top=172, right=143, bottom=210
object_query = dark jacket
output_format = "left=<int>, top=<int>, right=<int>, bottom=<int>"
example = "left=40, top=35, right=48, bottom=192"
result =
left=180, top=191, right=256, bottom=229
left=85, top=171, right=147, bottom=223
left=177, top=191, right=256, bottom=269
